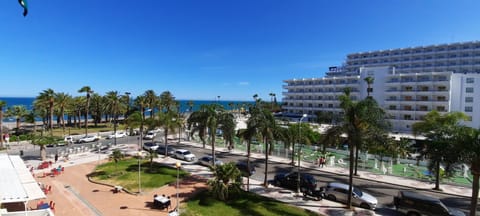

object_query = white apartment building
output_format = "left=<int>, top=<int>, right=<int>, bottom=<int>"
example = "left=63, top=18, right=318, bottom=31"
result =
left=283, top=41, right=480, bottom=132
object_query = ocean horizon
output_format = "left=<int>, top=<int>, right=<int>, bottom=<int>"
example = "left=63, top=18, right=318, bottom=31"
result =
left=0, top=97, right=254, bottom=123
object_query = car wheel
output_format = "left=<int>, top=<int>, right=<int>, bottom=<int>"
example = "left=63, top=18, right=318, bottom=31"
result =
left=360, top=203, right=370, bottom=209
left=327, top=194, right=336, bottom=201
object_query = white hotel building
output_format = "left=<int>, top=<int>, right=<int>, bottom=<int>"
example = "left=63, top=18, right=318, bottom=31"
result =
left=283, top=41, right=480, bottom=133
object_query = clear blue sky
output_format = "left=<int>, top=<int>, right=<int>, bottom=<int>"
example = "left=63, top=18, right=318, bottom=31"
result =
left=1, top=0, right=479, bottom=101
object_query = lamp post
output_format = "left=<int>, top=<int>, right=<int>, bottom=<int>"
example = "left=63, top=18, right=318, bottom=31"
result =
left=175, top=161, right=182, bottom=213
left=138, top=151, right=142, bottom=194
left=297, top=114, right=308, bottom=195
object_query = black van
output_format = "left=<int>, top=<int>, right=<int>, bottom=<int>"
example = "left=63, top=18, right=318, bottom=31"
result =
left=394, top=191, right=465, bottom=216
left=235, top=162, right=256, bottom=177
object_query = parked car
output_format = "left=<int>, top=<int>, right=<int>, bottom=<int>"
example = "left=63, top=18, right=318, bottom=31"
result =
left=198, top=156, right=224, bottom=167
left=235, top=162, right=256, bottom=177
left=324, top=182, right=378, bottom=210
left=156, top=144, right=176, bottom=156
left=394, top=190, right=465, bottom=216
left=77, top=135, right=100, bottom=143
left=273, top=172, right=318, bottom=193
left=143, top=142, right=160, bottom=151
left=64, top=136, right=75, bottom=144
left=174, top=149, right=196, bottom=162
left=107, top=131, right=127, bottom=139
left=143, top=131, right=157, bottom=140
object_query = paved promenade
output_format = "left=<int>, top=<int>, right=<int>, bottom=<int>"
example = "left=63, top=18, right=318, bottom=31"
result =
left=5, top=140, right=475, bottom=216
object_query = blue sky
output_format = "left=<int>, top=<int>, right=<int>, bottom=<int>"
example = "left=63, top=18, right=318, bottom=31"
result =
left=1, top=0, right=480, bottom=101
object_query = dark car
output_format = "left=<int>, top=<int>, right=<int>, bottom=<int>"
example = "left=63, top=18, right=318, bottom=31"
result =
left=274, top=172, right=318, bottom=193
left=156, top=144, right=176, bottom=156
left=235, top=162, right=256, bottom=177
left=394, top=190, right=465, bottom=216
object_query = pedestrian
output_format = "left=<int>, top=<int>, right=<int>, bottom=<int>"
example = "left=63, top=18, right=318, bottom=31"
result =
left=54, top=153, right=59, bottom=163
left=320, top=156, right=326, bottom=168
left=4, top=133, right=9, bottom=143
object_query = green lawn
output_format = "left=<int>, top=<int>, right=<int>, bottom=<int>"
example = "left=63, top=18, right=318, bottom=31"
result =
left=90, top=158, right=188, bottom=192
left=182, top=190, right=320, bottom=216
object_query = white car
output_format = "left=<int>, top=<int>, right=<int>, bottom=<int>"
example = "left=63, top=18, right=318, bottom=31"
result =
left=143, top=131, right=157, bottom=140
left=174, top=149, right=196, bottom=162
left=143, top=142, right=160, bottom=151
left=198, top=156, right=223, bottom=167
left=107, top=132, right=127, bottom=139
left=77, top=135, right=100, bottom=143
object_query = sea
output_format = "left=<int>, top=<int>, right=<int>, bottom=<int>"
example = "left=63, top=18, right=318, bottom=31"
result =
left=0, top=97, right=253, bottom=123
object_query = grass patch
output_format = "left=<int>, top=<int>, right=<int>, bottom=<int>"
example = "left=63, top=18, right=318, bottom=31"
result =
left=183, top=190, right=320, bottom=216
left=90, top=158, right=188, bottom=192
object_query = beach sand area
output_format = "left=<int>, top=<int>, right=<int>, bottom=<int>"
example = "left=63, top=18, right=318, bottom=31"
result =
left=30, top=158, right=208, bottom=216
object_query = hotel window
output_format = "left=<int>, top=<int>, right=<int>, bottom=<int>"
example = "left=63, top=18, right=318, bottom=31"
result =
left=328, top=104, right=333, bottom=108
left=437, top=106, right=446, bottom=111
left=465, top=97, right=473, bottom=103
left=404, top=115, right=412, bottom=120
left=318, top=104, right=323, bottom=107
left=389, top=105, right=396, bottom=110
left=465, top=106, right=473, bottom=112
left=419, top=106, right=428, bottom=111
left=466, top=116, right=473, bottom=122
left=466, top=78, right=474, bottom=83
left=466, top=87, right=474, bottom=93
left=437, top=96, right=446, bottom=101
left=437, top=86, right=447, bottom=91
left=404, top=106, right=412, bottom=111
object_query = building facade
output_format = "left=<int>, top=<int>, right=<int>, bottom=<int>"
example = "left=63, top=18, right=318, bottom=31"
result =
left=283, top=41, right=480, bottom=132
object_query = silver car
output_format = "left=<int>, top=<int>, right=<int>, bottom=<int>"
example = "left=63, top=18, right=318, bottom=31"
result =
left=324, top=182, right=378, bottom=210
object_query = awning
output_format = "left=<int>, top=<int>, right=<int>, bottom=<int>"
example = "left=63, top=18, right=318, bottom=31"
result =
left=0, top=154, right=46, bottom=203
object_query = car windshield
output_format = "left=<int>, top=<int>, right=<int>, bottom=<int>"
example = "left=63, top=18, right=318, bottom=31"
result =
left=183, top=151, right=191, bottom=155
left=353, top=187, right=363, bottom=197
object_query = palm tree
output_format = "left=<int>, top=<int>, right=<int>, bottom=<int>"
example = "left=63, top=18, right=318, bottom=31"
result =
left=412, top=110, right=468, bottom=191
left=54, top=92, right=71, bottom=134
left=325, top=88, right=389, bottom=209
left=187, top=100, right=194, bottom=112
left=147, top=149, right=158, bottom=170
left=134, top=95, right=149, bottom=144
left=248, top=104, right=276, bottom=187
left=187, top=109, right=208, bottom=147
left=218, top=112, right=236, bottom=150
left=105, top=91, right=124, bottom=145
left=236, top=127, right=255, bottom=191
left=207, top=162, right=242, bottom=201
left=78, top=86, right=93, bottom=135
left=155, top=110, right=180, bottom=156
left=159, top=91, right=175, bottom=112
left=0, top=100, right=6, bottom=149
left=364, top=76, right=374, bottom=97
left=144, top=90, right=157, bottom=118
left=37, top=88, right=56, bottom=133
left=205, top=104, right=223, bottom=168
left=6, top=105, right=28, bottom=133
left=455, top=126, right=480, bottom=216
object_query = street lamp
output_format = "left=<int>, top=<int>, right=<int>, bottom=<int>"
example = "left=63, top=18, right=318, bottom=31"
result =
left=175, top=162, right=182, bottom=214
left=297, top=114, right=308, bottom=195
left=138, top=151, right=142, bottom=194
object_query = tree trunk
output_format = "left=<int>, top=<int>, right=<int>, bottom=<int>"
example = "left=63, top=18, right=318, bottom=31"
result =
left=346, top=140, right=355, bottom=209
left=246, top=139, right=251, bottom=191
left=434, top=161, right=441, bottom=190
left=469, top=164, right=479, bottom=216
left=354, top=146, right=360, bottom=176
left=264, top=138, right=269, bottom=187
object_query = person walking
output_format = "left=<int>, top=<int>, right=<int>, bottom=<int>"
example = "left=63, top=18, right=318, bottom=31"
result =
left=54, top=153, right=59, bottom=163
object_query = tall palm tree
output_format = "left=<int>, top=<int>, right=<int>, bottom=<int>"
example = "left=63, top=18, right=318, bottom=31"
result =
left=326, top=88, right=389, bottom=209
left=54, top=92, right=71, bottom=134
left=187, top=109, right=208, bottom=147
left=78, top=86, right=93, bottom=135
left=0, top=100, right=6, bottom=149
left=248, top=104, right=277, bottom=187
left=237, top=127, right=255, bottom=191
left=144, top=90, right=157, bottom=118
left=154, top=110, right=179, bottom=156
left=105, top=91, right=123, bottom=145
left=6, top=105, right=28, bottom=133
left=218, top=112, right=236, bottom=150
left=412, top=110, right=467, bottom=191
left=205, top=104, right=223, bottom=167
left=364, top=76, right=374, bottom=97
left=37, top=88, right=56, bottom=134
left=134, top=95, right=149, bottom=145
left=159, top=91, right=175, bottom=112
left=90, top=93, right=103, bottom=127
left=455, top=126, right=480, bottom=216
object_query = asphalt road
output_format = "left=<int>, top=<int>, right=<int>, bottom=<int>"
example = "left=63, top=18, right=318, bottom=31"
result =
left=16, top=134, right=476, bottom=215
